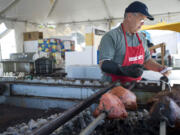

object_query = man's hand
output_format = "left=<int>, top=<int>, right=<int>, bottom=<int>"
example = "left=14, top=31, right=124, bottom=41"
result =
left=118, top=64, right=144, bottom=78
left=160, top=67, right=172, bottom=76
left=144, top=59, right=172, bottom=76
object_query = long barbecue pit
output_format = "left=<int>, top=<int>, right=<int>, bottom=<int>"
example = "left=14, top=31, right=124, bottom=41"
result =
left=1, top=78, right=180, bottom=135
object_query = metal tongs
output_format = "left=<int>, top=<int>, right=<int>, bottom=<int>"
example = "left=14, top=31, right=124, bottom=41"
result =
left=160, top=67, right=172, bottom=92
left=160, top=75, right=171, bottom=92
left=159, top=74, right=172, bottom=135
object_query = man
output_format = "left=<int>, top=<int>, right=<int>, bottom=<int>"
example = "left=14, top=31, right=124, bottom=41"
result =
left=98, top=1, right=171, bottom=83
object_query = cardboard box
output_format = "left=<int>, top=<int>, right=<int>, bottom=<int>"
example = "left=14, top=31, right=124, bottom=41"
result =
left=23, top=32, right=43, bottom=41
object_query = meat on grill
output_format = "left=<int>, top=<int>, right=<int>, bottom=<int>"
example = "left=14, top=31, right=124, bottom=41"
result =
left=93, top=93, right=128, bottom=119
left=148, top=89, right=180, bottom=106
left=109, top=86, right=137, bottom=110
left=150, top=95, right=180, bottom=128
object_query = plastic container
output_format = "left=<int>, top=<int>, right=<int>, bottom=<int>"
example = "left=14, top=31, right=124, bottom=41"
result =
left=35, top=57, right=53, bottom=74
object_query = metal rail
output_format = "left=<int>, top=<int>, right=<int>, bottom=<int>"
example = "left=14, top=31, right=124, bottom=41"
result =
left=80, top=113, right=106, bottom=135
left=0, top=80, right=105, bottom=88
left=160, top=121, right=166, bottom=135
left=30, top=81, right=117, bottom=135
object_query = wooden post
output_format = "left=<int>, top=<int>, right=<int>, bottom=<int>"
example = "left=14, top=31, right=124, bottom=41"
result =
left=149, top=43, right=166, bottom=66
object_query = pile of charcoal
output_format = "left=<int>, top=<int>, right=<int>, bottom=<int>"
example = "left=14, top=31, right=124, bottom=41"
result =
left=92, top=109, right=159, bottom=135
left=1, top=107, right=180, bottom=135
left=93, top=109, right=180, bottom=135
left=55, top=109, right=151, bottom=135
left=0, top=109, right=94, bottom=135
left=56, top=109, right=95, bottom=135
left=0, top=113, right=62, bottom=135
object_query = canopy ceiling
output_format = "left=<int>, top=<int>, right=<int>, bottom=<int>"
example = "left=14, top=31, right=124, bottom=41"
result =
left=0, top=0, right=180, bottom=25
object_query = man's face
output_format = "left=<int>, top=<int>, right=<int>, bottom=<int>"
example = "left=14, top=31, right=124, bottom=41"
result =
left=128, top=13, right=147, bottom=33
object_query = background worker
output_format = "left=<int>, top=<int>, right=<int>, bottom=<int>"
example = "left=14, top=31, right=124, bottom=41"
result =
left=141, top=31, right=156, bottom=55
left=98, top=1, right=171, bottom=83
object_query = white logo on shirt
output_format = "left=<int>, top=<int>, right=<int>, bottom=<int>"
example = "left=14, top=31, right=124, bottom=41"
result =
left=129, top=55, right=143, bottom=62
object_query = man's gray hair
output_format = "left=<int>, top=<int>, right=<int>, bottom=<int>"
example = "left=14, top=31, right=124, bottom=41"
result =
left=124, top=12, right=138, bottom=19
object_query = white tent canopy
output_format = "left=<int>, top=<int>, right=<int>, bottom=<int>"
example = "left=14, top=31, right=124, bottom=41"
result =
left=0, top=0, right=180, bottom=53
left=0, top=0, right=180, bottom=25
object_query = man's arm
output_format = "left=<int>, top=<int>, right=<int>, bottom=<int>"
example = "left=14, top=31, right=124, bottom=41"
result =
left=143, top=58, right=171, bottom=76
left=100, top=60, right=144, bottom=78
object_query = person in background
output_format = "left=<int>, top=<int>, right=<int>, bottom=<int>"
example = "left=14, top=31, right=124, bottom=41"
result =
left=141, top=31, right=156, bottom=55
left=147, top=39, right=156, bottom=55
left=98, top=1, right=171, bottom=83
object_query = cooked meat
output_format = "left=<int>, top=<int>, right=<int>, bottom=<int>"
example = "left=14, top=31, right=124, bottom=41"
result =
left=109, top=86, right=137, bottom=110
left=150, top=96, right=180, bottom=127
left=93, top=93, right=128, bottom=119
left=148, top=89, right=180, bottom=106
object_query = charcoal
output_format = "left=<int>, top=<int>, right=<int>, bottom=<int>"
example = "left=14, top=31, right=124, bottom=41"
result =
left=1, top=104, right=180, bottom=135
left=93, top=110, right=159, bottom=135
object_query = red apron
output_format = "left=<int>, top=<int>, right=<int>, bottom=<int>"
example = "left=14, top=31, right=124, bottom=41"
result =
left=109, top=24, right=145, bottom=83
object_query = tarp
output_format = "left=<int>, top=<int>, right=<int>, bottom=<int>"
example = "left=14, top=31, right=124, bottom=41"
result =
left=1, top=0, right=180, bottom=53
left=141, top=22, right=180, bottom=33
left=0, top=0, right=180, bottom=25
